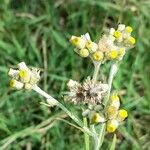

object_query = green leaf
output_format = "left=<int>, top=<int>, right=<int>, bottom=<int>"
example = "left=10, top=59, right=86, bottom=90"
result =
left=51, top=29, right=68, bottom=48
left=109, top=134, right=116, bottom=150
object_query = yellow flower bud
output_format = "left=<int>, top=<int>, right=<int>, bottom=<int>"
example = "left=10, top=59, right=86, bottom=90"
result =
left=9, top=79, right=15, bottom=88
left=86, top=41, right=98, bottom=53
left=106, top=50, right=118, bottom=60
left=9, top=79, right=24, bottom=89
left=91, top=113, right=105, bottom=124
left=19, top=69, right=30, bottom=83
left=107, top=120, right=119, bottom=133
left=126, top=26, right=133, bottom=33
left=70, top=36, right=86, bottom=49
left=70, top=36, right=80, bottom=45
left=110, top=94, right=120, bottom=109
left=118, top=109, right=128, bottom=121
left=92, top=51, right=103, bottom=61
left=113, top=31, right=121, bottom=38
left=79, top=49, right=89, bottom=57
left=129, top=37, right=136, bottom=45
left=110, top=94, right=119, bottom=101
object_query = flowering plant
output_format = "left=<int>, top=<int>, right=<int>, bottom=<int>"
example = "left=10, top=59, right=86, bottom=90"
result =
left=8, top=24, right=135, bottom=150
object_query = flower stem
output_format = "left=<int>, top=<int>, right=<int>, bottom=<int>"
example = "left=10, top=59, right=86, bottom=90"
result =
left=104, top=63, right=118, bottom=106
left=90, top=125, right=99, bottom=150
left=93, top=62, right=101, bottom=82
left=91, top=62, right=102, bottom=150
left=98, top=63, right=118, bottom=148
left=83, top=117, right=90, bottom=150
left=94, top=136, right=99, bottom=150
left=97, top=123, right=106, bottom=149
left=32, top=85, right=94, bottom=137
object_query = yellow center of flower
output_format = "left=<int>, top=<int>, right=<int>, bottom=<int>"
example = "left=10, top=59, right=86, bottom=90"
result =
left=19, top=70, right=28, bottom=79
left=91, top=113, right=101, bottom=123
left=92, top=51, right=103, bottom=61
left=108, top=50, right=118, bottom=60
left=70, top=37, right=81, bottom=46
left=107, top=123, right=117, bottom=133
left=113, top=31, right=121, bottom=38
left=86, top=41, right=92, bottom=49
left=110, top=94, right=119, bottom=101
left=126, top=26, right=133, bottom=33
left=118, top=109, right=128, bottom=119
left=129, top=37, right=136, bottom=45
left=9, top=79, right=15, bottom=88
left=79, top=49, right=89, bottom=57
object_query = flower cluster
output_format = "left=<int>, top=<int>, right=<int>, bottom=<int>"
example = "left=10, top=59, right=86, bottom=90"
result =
left=81, top=93, right=128, bottom=133
left=106, top=93, right=128, bottom=133
left=8, top=62, right=40, bottom=90
left=70, top=24, right=135, bottom=62
left=70, top=33, right=103, bottom=61
left=64, top=77, right=108, bottom=105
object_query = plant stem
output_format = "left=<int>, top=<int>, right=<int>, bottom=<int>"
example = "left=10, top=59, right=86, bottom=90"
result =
left=104, top=63, right=118, bottom=106
left=98, top=63, right=118, bottom=148
left=32, top=85, right=94, bottom=137
left=91, top=62, right=102, bottom=150
left=83, top=117, right=90, bottom=150
left=93, top=62, right=101, bottom=82
left=93, top=136, right=99, bottom=150
left=90, top=125, right=99, bottom=150
left=97, top=124, right=106, bottom=149
left=109, top=134, right=117, bottom=150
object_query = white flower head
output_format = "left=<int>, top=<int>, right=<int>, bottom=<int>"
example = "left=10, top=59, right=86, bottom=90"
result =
left=65, top=77, right=108, bottom=105
left=98, top=35, right=115, bottom=52
left=8, top=62, right=41, bottom=90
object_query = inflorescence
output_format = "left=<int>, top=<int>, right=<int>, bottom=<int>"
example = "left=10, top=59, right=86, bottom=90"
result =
left=64, top=77, right=108, bottom=105
left=67, top=24, right=135, bottom=133
left=8, top=24, right=135, bottom=134
left=8, top=62, right=40, bottom=90
left=70, top=24, right=135, bottom=62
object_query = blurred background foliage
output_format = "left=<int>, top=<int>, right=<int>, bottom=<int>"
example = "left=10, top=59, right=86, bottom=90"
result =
left=0, top=0, right=150, bottom=149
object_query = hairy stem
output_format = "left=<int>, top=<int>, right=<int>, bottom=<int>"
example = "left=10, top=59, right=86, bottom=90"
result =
left=90, top=125, right=99, bottom=150
left=91, top=62, right=102, bottom=150
left=104, top=63, right=118, bottom=106
left=84, top=117, right=90, bottom=150
left=93, top=62, right=101, bottom=82
left=98, top=63, right=118, bottom=148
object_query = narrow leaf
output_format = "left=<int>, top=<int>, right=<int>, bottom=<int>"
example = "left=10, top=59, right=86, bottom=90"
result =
left=109, top=134, right=117, bottom=150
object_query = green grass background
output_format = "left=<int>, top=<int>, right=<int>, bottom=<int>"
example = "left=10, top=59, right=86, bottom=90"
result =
left=0, top=0, right=150, bottom=149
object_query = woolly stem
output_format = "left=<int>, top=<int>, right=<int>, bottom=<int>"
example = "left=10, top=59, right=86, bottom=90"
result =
left=93, top=62, right=101, bottom=82
left=98, top=63, right=118, bottom=148
left=83, top=117, right=90, bottom=150
left=92, top=62, right=102, bottom=150
left=104, top=63, right=118, bottom=106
